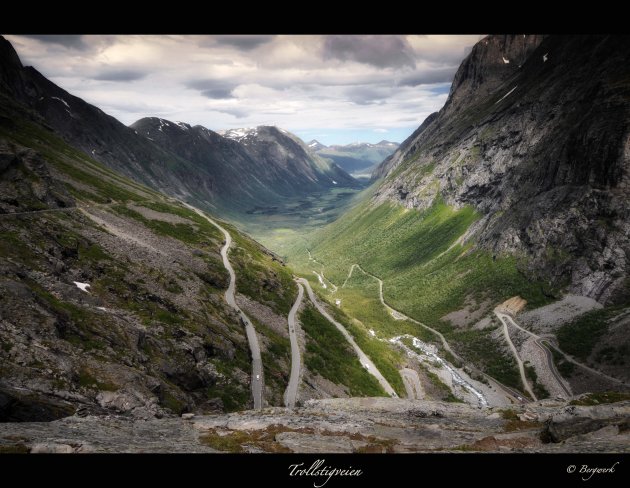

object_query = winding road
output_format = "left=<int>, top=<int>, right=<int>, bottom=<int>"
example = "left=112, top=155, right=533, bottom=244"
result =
left=495, top=312, right=537, bottom=401
left=284, top=281, right=304, bottom=409
left=184, top=204, right=264, bottom=409
left=298, top=278, right=398, bottom=397
left=343, top=264, right=464, bottom=362
left=339, top=261, right=525, bottom=404
left=536, top=338, right=572, bottom=398
left=497, top=311, right=628, bottom=389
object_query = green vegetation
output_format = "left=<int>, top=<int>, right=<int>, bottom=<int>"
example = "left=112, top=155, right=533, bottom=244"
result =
left=333, top=267, right=436, bottom=342
left=300, top=306, right=385, bottom=397
left=326, top=303, right=406, bottom=397
left=499, top=409, right=542, bottom=432
left=423, top=367, right=463, bottom=402
left=77, top=369, right=119, bottom=391
left=228, top=225, right=297, bottom=315
left=205, top=381, right=250, bottom=413
left=569, top=391, right=630, bottom=406
left=549, top=345, right=575, bottom=377
left=557, top=307, right=621, bottom=360
left=160, top=389, right=186, bottom=415
left=446, top=328, right=521, bottom=391
left=0, top=444, right=30, bottom=454
left=111, top=204, right=214, bottom=246
left=525, top=363, right=550, bottom=399
left=286, top=197, right=555, bottom=389
left=0, top=105, right=163, bottom=204
left=232, top=186, right=368, bottom=255
left=595, top=344, right=628, bottom=366
left=252, top=317, right=291, bottom=405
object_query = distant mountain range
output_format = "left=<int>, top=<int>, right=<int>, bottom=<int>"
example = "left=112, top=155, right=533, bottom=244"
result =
left=0, top=35, right=356, bottom=217
left=130, top=119, right=357, bottom=214
left=307, top=139, right=399, bottom=176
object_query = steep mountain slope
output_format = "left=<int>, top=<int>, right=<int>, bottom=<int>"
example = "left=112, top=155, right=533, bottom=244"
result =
left=373, top=35, right=630, bottom=305
left=289, top=35, right=630, bottom=398
left=0, top=36, right=356, bottom=218
left=306, top=140, right=327, bottom=151
left=312, top=140, right=399, bottom=175
left=130, top=118, right=356, bottom=214
left=0, top=54, right=379, bottom=422
left=220, top=126, right=355, bottom=189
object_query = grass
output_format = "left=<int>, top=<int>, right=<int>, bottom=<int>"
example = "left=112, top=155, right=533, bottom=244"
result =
left=286, top=197, right=555, bottom=389
left=557, top=307, right=620, bottom=360
left=569, top=391, right=630, bottom=406
left=0, top=99, right=329, bottom=413
left=289, top=199, right=555, bottom=326
left=300, top=306, right=386, bottom=397
left=0, top=444, right=30, bottom=454
left=549, top=345, right=575, bottom=377
left=111, top=204, right=210, bottom=246
left=446, top=327, right=522, bottom=391
left=228, top=224, right=297, bottom=316
left=525, top=363, right=550, bottom=399
left=423, top=366, right=463, bottom=402
left=160, top=389, right=186, bottom=415
left=0, top=104, right=163, bottom=203
left=253, top=317, right=291, bottom=406
left=499, top=409, right=542, bottom=432
left=199, top=426, right=398, bottom=453
left=322, top=300, right=406, bottom=396
left=77, top=368, right=119, bottom=391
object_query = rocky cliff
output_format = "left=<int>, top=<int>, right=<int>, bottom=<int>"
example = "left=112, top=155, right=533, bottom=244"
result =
left=373, top=35, right=630, bottom=304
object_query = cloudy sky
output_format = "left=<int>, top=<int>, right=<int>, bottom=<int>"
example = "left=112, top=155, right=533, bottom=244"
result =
left=6, top=35, right=482, bottom=145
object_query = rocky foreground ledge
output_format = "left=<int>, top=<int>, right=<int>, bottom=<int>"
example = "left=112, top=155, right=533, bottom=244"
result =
left=0, top=397, right=628, bottom=453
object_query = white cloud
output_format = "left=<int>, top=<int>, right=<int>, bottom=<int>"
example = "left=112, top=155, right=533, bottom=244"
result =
left=5, top=34, right=480, bottom=144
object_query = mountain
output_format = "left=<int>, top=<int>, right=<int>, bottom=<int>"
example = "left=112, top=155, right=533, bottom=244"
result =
left=0, top=36, right=356, bottom=218
left=129, top=119, right=356, bottom=214
left=373, top=35, right=630, bottom=305
left=306, top=139, right=327, bottom=151
left=1, top=34, right=629, bottom=454
left=289, top=34, right=630, bottom=400
left=0, top=37, right=380, bottom=422
left=313, top=140, right=399, bottom=175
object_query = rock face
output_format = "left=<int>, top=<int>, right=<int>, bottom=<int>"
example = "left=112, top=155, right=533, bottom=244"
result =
left=0, top=140, right=74, bottom=213
left=0, top=398, right=628, bottom=453
left=372, top=35, right=630, bottom=304
left=0, top=36, right=356, bottom=218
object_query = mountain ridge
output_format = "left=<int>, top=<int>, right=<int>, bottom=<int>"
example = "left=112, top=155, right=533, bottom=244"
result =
left=372, top=34, right=630, bottom=304
left=0, top=36, right=357, bottom=219
left=311, top=139, right=399, bottom=175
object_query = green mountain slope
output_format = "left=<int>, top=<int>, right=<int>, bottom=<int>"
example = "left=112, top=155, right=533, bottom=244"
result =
left=286, top=190, right=556, bottom=394
left=0, top=88, right=382, bottom=419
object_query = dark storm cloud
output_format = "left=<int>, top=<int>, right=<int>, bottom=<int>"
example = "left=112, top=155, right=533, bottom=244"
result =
left=92, top=69, right=148, bottom=82
left=399, top=67, right=458, bottom=87
left=346, top=85, right=391, bottom=105
left=201, top=88, right=235, bottom=99
left=186, top=79, right=238, bottom=99
left=22, top=35, right=88, bottom=50
left=215, top=107, right=248, bottom=118
left=323, top=35, right=416, bottom=69
left=211, top=35, right=275, bottom=50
